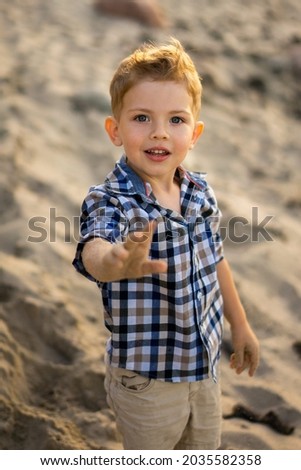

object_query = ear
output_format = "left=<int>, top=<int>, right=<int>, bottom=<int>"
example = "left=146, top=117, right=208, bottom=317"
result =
left=190, top=121, right=204, bottom=149
left=105, top=116, right=123, bottom=146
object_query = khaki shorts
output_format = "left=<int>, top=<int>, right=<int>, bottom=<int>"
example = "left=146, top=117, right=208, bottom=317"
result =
left=105, top=364, right=222, bottom=450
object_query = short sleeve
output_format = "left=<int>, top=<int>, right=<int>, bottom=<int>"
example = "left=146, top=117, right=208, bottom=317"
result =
left=72, top=187, right=128, bottom=281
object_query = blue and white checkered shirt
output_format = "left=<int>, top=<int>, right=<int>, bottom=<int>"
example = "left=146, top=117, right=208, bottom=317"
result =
left=73, top=156, right=224, bottom=382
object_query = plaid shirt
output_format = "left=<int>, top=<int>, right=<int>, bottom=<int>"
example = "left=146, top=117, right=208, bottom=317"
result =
left=73, top=156, right=224, bottom=382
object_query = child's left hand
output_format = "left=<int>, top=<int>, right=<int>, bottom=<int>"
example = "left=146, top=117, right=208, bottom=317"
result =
left=230, top=322, right=260, bottom=377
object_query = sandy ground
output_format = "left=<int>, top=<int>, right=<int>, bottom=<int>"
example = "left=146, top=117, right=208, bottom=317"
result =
left=0, top=0, right=300, bottom=450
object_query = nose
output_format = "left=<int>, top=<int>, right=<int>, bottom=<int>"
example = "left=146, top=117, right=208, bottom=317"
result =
left=150, top=120, right=169, bottom=140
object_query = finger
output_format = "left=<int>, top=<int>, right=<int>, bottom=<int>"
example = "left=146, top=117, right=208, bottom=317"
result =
left=248, top=352, right=260, bottom=377
left=237, top=362, right=249, bottom=374
left=231, top=351, right=250, bottom=375
left=142, top=259, right=168, bottom=276
left=125, top=221, right=157, bottom=247
left=230, top=353, right=235, bottom=368
left=230, top=353, right=238, bottom=370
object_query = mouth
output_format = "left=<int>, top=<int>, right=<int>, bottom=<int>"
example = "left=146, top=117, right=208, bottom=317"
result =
left=145, top=148, right=170, bottom=162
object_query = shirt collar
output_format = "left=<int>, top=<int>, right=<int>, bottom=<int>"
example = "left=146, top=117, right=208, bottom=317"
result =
left=104, top=154, right=208, bottom=196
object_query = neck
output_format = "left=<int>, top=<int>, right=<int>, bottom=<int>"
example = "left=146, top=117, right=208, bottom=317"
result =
left=148, top=175, right=181, bottom=213
left=147, top=173, right=178, bottom=193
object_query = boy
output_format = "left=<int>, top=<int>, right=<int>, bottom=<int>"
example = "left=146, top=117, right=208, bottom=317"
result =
left=73, top=38, right=259, bottom=450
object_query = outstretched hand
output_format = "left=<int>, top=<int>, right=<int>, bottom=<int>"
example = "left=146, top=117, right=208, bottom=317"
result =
left=100, top=221, right=167, bottom=282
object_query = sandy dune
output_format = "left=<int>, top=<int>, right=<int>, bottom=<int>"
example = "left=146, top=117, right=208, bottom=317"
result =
left=0, top=0, right=300, bottom=450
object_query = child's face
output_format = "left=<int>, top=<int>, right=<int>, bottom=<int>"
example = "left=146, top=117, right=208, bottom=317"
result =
left=105, top=80, right=204, bottom=184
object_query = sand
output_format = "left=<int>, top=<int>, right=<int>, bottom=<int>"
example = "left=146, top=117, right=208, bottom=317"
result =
left=0, top=0, right=300, bottom=450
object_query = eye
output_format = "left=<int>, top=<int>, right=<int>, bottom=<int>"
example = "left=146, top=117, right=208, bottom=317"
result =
left=134, top=114, right=149, bottom=122
left=170, top=116, right=184, bottom=124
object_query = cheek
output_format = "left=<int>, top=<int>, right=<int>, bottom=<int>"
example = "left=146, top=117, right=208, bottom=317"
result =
left=123, top=128, right=145, bottom=148
left=175, top=131, right=195, bottom=151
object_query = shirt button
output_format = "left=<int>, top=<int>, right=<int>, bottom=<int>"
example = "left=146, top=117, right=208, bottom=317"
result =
left=197, top=291, right=202, bottom=301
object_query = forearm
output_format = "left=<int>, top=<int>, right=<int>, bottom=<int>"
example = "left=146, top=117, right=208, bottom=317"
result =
left=217, top=257, right=260, bottom=376
left=82, top=238, right=114, bottom=282
left=216, top=258, right=247, bottom=328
